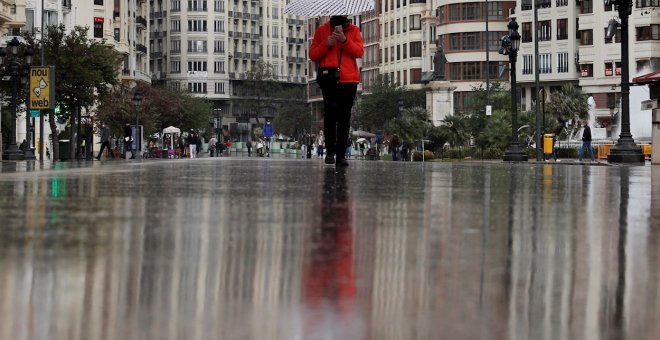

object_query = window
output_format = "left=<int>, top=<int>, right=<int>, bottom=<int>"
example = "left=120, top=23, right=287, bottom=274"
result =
left=171, top=20, right=180, bottom=32
left=171, top=40, right=180, bottom=52
left=449, top=4, right=461, bottom=21
left=390, top=47, right=394, bottom=62
left=171, top=60, right=181, bottom=73
left=397, top=45, right=400, bottom=61
left=188, top=60, right=207, bottom=71
left=636, top=25, right=660, bottom=41
left=580, top=30, right=593, bottom=45
left=410, top=68, right=422, bottom=84
left=538, top=21, right=551, bottom=41
left=214, top=0, right=225, bottom=12
left=402, top=17, right=407, bottom=32
left=521, top=90, right=527, bottom=111
left=188, top=0, right=207, bottom=11
left=403, top=43, right=407, bottom=58
left=462, top=62, right=480, bottom=80
left=539, top=53, right=551, bottom=74
left=523, top=55, right=533, bottom=75
left=188, top=20, right=207, bottom=32
left=557, top=52, right=569, bottom=73
left=410, top=41, right=422, bottom=57
left=556, top=0, right=568, bottom=6
left=487, top=31, right=506, bottom=50
left=522, top=22, right=532, bottom=43
left=214, top=61, right=225, bottom=73
left=44, top=10, right=58, bottom=26
left=94, top=0, right=103, bottom=4
left=272, top=26, right=279, bottom=38
left=462, top=3, right=481, bottom=20
left=580, top=0, right=593, bottom=14
left=214, top=20, right=225, bottom=32
left=188, top=40, right=207, bottom=52
left=384, top=48, right=388, bottom=62
left=580, top=64, right=593, bottom=77
left=605, top=62, right=614, bottom=76
left=522, top=0, right=532, bottom=10
left=450, top=33, right=460, bottom=50
left=94, top=21, right=103, bottom=38
left=214, top=40, right=225, bottom=52
left=390, top=21, right=394, bottom=36
left=605, top=27, right=621, bottom=43
left=188, top=82, right=207, bottom=93
left=384, top=23, right=388, bottom=38
left=557, top=19, right=568, bottom=40
left=397, top=19, right=400, bottom=34
left=487, top=2, right=504, bottom=19
left=215, top=82, right=226, bottom=94
left=462, top=32, right=480, bottom=50
left=409, top=15, right=421, bottom=30
left=450, top=63, right=460, bottom=80
left=171, top=0, right=181, bottom=11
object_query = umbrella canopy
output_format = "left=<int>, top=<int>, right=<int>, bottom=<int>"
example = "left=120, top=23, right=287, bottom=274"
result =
left=163, top=126, right=181, bottom=134
left=285, top=0, right=375, bottom=16
left=356, top=138, right=368, bottom=143
left=352, top=130, right=376, bottom=138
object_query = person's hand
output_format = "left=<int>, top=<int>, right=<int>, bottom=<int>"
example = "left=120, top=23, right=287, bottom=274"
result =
left=327, top=35, right=337, bottom=47
left=332, top=30, right=347, bottom=43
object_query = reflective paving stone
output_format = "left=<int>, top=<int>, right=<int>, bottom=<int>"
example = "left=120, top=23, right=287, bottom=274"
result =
left=0, top=159, right=658, bottom=340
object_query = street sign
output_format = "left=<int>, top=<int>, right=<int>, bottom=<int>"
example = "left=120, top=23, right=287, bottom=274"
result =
left=486, top=105, right=492, bottom=116
left=29, top=109, right=40, bottom=118
left=29, top=66, right=55, bottom=110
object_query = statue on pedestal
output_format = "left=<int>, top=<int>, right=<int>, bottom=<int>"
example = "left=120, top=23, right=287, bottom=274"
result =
left=431, top=46, right=447, bottom=81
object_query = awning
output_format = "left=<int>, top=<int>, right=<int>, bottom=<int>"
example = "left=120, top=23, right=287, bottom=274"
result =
left=633, top=71, right=660, bottom=85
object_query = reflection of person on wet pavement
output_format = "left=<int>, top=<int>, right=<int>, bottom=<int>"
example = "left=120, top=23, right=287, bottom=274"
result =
left=303, top=168, right=357, bottom=337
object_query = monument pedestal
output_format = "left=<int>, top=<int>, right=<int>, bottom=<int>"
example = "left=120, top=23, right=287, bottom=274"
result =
left=425, top=81, right=455, bottom=126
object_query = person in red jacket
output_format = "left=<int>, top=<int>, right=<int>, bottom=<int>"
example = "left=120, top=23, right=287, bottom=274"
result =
left=310, top=16, right=364, bottom=166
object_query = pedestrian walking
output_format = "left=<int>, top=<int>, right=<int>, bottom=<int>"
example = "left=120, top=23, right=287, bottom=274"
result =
left=96, top=123, right=114, bottom=160
left=315, top=130, right=325, bottom=158
left=390, top=134, right=400, bottom=161
left=401, top=140, right=409, bottom=161
left=263, top=120, right=275, bottom=156
left=578, top=120, right=595, bottom=162
left=209, top=136, right=218, bottom=157
left=310, top=15, right=364, bottom=166
left=246, top=140, right=252, bottom=157
left=188, top=130, right=197, bottom=159
left=124, top=123, right=134, bottom=159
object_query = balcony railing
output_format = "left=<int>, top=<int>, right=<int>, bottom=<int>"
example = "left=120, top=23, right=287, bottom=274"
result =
left=136, top=44, right=147, bottom=54
left=136, top=16, right=147, bottom=28
left=636, top=0, right=660, bottom=7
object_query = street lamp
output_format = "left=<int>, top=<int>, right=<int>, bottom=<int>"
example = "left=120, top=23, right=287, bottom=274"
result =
left=132, top=92, right=142, bottom=160
left=214, top=108, right=222, bottom=139
left=605, top=0, right=644, bottom=164
left=1, top=37, right=34, bottom=160
left=499, top=18, right=528, bottom=162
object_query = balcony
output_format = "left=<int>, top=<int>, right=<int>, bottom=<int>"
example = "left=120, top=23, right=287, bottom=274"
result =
left=136, top=44, right=147, bottom=54
left=136, top=16, right=147, bottom=29
left=63, top=0, right=72, bottom=13
left=188, top=6, right=208, bottom=11
left=150, top=51, right=163, bottom=59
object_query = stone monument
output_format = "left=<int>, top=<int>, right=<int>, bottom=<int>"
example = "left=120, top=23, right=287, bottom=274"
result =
left=426, top=46, right=454, bottom=125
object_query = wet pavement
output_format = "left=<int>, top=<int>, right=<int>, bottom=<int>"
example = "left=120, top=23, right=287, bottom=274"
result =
left=0, top=158, right=659, bottom=340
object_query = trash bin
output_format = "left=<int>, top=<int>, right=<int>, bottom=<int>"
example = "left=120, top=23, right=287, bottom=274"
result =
left=543, top=134, right=554, bottom=155
left=162, top=149, right=168, bottom=159
left=59, top=140, right=70, bottom=161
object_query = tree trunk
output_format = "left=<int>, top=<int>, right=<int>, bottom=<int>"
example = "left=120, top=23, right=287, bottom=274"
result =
left=48, top=110, right=59, bottom=161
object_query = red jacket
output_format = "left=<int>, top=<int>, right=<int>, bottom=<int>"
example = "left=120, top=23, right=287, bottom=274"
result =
left=309, top=21, right=364, bottom=84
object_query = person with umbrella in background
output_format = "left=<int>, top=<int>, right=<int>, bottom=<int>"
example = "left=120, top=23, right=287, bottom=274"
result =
left=310, top=15, right=364, bottom=166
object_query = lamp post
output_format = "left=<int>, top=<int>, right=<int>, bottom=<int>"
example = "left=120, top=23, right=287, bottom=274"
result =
left=214, top=108, right=222, bottom=139
left=499, top=18, right=528, bottom=162
left=1, top=37, right=34, bottom=160
left=605, top=0, right=644, bottom=164
left=132, top=92, right=142, bottom=160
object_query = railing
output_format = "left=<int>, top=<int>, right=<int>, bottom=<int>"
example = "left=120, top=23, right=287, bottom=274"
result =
left=136, top=16, right=147, bottom=27
left=188, top=6, right=208, bottom=11
left=150, top=51, right=163, bottom=58
left=637, top=32, right=660, bottom=41
left=136, top=44, right=147, bottom=54
left=636, top=0, right=660, bottom=7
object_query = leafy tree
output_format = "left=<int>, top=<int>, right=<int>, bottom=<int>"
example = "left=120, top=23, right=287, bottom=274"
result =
left=97, top=83, right=212, bottom=137
left=357, top=75, right=425, bottom=131
left=384, top=106, right=432, bottom=143
left=233, top=60, right=279, bottom=125
left=272, top=98, right=310, bottom=138
left=24, top=25, right=121, bottom=160
left=548, top=83, right=589, bottom=129
left=480, top=109, right=513, bottom=150
left=437, top=114, right=470, bottom=146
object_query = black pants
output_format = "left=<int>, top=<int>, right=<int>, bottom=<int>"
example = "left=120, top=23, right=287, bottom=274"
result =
left=321, top=82, right=358, bottom=156
left=97, top=140, right=113, bottom=159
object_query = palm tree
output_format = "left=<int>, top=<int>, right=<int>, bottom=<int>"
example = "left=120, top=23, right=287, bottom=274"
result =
left=438, top=115, right=470, bottom=146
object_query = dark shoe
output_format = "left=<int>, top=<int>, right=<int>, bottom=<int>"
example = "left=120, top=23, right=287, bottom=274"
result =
left=336, top=157, right=349, bottom=167
left=95, top=157, right=101, bottom=161
left=324, top=153, right=335, bottom=164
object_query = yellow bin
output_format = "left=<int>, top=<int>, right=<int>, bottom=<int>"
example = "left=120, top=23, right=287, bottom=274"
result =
left=543, top=134, right=554, bottom=154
